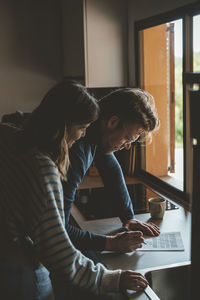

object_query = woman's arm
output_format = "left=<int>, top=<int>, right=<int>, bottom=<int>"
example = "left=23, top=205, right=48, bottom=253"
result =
left=33, top=154, right=121, bottom=295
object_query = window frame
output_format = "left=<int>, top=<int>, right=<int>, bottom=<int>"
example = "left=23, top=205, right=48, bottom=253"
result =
left=134, top=2, right=200, bottom=209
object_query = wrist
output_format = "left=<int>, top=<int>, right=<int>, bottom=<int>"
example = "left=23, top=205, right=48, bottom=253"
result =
left=105, top=236, right=114, bottom=251
left=123, top=219, right=134, bottom=227
left=119, top=270, right=126, bottom=291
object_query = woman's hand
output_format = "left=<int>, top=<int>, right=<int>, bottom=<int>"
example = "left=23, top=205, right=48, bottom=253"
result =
left=119, top=270, right=149, bottom=291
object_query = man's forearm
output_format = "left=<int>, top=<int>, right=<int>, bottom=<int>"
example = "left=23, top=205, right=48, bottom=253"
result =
left=95, top=151, right=135, bottom=222
left=66, top=222, right=107, bottom=251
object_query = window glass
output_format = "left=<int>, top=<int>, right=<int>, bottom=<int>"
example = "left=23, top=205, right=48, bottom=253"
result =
left=193, top=14, right=200, bottom=91
left=193, top=14, right=200, bottom=72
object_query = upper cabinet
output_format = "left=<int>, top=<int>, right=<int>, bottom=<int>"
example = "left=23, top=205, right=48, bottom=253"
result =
left=62, top=0, right=128, bottom=87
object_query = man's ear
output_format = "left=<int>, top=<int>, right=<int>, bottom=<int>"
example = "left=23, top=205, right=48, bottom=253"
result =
left=107, top=115, right=120, bottom=130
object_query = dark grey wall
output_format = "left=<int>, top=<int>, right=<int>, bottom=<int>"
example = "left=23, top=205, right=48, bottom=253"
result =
left=0, top=0, right=63, bottom=117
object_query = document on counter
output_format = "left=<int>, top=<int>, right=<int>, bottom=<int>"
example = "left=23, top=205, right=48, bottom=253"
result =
left=138, top=231, right=184, bottom=251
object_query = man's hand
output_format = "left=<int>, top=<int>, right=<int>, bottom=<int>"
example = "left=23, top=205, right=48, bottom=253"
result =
left=124, top=219, right=160, bottom=236
left=105, top=231, right=144, bottom=253
left=119, top=270, right=149, bottom=291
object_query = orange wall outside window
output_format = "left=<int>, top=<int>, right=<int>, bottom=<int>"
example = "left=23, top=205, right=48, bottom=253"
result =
left=143, top=24, right=170, bottom=177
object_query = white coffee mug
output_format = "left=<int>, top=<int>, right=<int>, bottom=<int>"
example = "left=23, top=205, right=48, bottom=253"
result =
left=148, top=197, right=166, bottom=219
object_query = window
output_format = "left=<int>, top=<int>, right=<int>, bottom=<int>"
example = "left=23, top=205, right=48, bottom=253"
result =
left=138, top=20, right=183, bottom=190
left=193, top=14, right=200, bottom=73
left=193, top=14, right=200, bottom=91
left=135, top=3, right=200, bottom=205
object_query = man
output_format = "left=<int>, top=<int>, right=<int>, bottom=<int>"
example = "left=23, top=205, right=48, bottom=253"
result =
left=63, top=87, right=160, bottom=255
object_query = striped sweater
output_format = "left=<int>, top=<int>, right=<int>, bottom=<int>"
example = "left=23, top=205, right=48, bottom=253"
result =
left=0, top=124, right=121, bottom=295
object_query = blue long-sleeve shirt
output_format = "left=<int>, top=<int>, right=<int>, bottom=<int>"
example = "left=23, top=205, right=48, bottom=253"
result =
left=63, top=124, right=135, bottom=251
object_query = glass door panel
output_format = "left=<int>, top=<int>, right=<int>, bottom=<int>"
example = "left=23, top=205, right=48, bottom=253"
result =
left=139, top=19, right=183, bottom=190
left=193, top=14, right=200, bottom=73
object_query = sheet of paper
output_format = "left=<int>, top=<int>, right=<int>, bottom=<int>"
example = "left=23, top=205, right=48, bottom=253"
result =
left=81, top=217, right=122, bottom=235
left=138, top=231, right=184, bottom=251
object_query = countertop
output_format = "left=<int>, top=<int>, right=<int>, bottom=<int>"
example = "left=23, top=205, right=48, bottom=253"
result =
left=100, top=207, right=191, bottom=299
left=80, top=206, right=191, bottom=299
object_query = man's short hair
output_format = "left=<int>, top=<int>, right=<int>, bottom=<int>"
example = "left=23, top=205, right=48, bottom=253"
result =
left=98, top=88, right=159, bottom=135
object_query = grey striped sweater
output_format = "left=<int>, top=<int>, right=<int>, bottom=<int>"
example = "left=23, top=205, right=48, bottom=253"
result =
left=0, top=123, right=121, bottom=295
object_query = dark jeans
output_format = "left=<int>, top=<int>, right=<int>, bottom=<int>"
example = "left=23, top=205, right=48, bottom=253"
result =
left=52, top=279, right=128, bottom=300
left=0, top=233, right=54, bottom=300
left=0, top=260, right=54, bottom=300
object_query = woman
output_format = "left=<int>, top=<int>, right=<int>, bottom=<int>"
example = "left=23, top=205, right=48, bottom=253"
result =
left=0, top=81, right=148, bottom=300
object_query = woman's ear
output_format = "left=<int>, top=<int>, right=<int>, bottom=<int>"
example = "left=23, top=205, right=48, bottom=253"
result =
left=107, top=115, right=120, bottom=130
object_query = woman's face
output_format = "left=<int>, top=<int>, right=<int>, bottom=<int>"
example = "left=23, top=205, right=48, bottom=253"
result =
left=67, top=123, right=91, bottom=147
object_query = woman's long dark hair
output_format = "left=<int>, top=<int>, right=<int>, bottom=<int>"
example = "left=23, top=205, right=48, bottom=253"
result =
left=22, top=81, right=99, bottom=180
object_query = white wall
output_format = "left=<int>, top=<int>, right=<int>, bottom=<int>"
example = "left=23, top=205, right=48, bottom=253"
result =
left=62, top=0, right=128, bottom=87
left=0, top=0, right=62, bottom=118
left=128, top=0, right=198, bottom=86
left=84, top=0, right=128, bottom=87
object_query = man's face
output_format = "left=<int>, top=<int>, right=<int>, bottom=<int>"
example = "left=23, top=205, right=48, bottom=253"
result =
left=98, top=116, right=142, bottom=154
